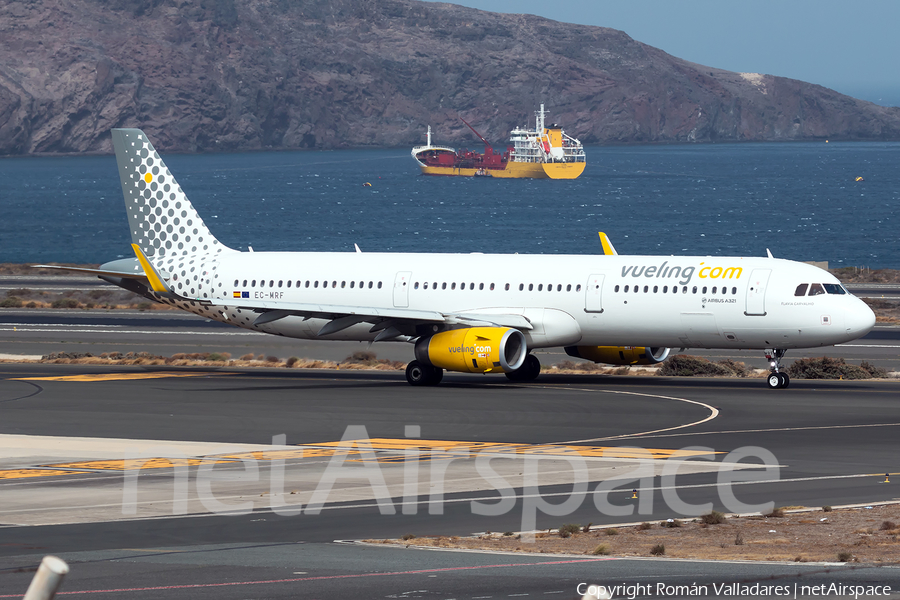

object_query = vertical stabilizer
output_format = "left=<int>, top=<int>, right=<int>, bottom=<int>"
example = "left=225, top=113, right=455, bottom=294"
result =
left=111, top=129, right=233, bottom=258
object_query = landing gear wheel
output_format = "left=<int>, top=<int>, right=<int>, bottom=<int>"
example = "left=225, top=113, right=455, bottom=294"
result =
left=505, top=354, right=541, bottom=382
left=778, top=372, right=790, bottom=388
left=764, top=348, right=789, bottom=389
left=405, top=360, right=443, bottom=386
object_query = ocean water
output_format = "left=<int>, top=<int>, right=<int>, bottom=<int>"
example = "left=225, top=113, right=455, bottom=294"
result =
left=1, top=141, right=898, bottom=268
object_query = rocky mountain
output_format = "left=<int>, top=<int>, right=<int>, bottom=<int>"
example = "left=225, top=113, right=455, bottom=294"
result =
left=1, top=0, right=899, bottom=155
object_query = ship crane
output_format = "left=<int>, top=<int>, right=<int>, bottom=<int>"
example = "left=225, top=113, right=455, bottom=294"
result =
left=460, top=117, right=496, bottom=156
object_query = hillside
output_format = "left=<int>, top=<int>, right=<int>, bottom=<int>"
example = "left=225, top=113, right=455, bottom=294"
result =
left=1, top=0, right=899, bottom=155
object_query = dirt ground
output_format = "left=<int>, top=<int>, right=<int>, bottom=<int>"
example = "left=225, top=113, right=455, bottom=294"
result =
left=372, top=503, right=900, bottom=564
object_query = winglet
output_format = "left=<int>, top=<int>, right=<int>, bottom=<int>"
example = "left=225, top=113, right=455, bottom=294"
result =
left=598, top=232, right=618, bottom=256
left=131, top=244, right=172, bottom=293
left=766, top=248, right=774, bottom=259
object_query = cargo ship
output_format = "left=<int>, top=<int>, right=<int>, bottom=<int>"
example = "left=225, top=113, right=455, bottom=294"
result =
left=411, top=105, right=586, bottom=179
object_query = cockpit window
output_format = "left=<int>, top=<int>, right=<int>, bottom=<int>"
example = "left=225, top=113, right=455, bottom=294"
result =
left=794, top=283, right=809, bottom=296
left=823, top=283, right=846, bottom=295
left=808, top=283, right=826, bottom=296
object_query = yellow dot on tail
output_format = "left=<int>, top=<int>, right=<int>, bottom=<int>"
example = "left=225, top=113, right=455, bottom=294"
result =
left=144, top=173, right=153, bottom=183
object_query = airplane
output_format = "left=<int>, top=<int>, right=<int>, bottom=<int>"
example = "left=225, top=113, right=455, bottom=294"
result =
left=37, top=129, right=876, bottom=389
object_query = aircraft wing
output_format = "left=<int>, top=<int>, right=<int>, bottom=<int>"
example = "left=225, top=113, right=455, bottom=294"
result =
left=32, top=264, right=150, bottom=280
left=214, top=297, right=532, bottom=339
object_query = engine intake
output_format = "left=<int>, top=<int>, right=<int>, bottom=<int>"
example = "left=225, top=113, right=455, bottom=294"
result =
left=564, top=346, right=670, bottom=365
left=416, top=327, right=527, bottom=374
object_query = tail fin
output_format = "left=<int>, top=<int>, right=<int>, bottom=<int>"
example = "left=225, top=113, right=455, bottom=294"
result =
left=111, top=129, right=233, bottom=258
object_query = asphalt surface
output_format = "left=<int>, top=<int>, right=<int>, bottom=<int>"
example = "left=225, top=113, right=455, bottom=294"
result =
left=1, top=364, right=899, bottom=598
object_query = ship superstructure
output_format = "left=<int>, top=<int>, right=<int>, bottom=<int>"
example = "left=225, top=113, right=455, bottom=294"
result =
left=412, top=105, right=586, bottom=179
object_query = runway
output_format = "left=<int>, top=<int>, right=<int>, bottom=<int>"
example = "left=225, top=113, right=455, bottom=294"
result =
left=1, top=363, right=899, bottom=597
left=2, top=308, right=900, bottom=371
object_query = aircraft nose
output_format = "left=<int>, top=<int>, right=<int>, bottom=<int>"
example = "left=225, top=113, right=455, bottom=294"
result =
left=844, top=300, right=876, bottom=340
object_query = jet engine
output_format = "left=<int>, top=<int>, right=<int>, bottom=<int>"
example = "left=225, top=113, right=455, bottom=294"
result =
left=564, top=346, right=670, bottom=365
left=415, top=327, right=527, bottom=374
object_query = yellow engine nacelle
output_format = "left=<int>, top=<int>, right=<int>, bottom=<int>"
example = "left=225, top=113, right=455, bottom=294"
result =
left=564, top=346, right=670, bottom=365
left=415, top=327, right=527, bottom=374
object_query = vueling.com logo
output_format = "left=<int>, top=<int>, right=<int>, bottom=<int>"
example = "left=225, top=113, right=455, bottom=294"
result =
left=449, top=344, right=492, bottom=356
left=621, top=262, right=743, bottom=286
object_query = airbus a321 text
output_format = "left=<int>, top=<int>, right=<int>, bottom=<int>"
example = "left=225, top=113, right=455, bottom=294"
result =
left=38, top=129, right=876, bottom=389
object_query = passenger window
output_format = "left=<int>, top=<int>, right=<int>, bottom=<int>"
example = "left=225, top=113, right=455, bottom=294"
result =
left=332, top=281, right=337, bottom=288
left=252, top=280, right=257, bottom=287
left=643, top=285, right=649, bottom=293
left=413, top=282, right=418, bottom=290
left=287, top=281, right=292, bottom=288
left=260, top=280, right=266, bottom=288
left=442, top=282, right=447, bottom=290
left=270, top=280, right=274, bottom=287
left=683, top=286, right=688, bottom=294
left=538, top=284, right=543, bottom=291
left=712, top=286, right=717, bottom=294
left=377, top=282, right=382, bottom=289
left=823, top=283, right=846, bottom=295
left=423, top=282, right=428, bottom=289
left=701, top=286, right=707, bottom=294
left=663, top=285, right=668, bottom=293
left=451, top=282, right=456, bottom=290
left=305, top=281, right=310, bottom=288
left=490, top=283, right=495, bottom=291
left=808, top=283, right=826, bottom=296
left=479, top=283, right=484, bottom=290
left=634, top=286, right=639, bottom=293
left=314, top=281, right=318, bottom=288
left=653, top=286, right=658, bottom=293
left=351, top=281, right=356, bottom=288
left=278, top=280, right=283, bottom=288
left=615, top=285, right=620, bottom=292
left=432, top=282, right=437, bottom=289
left=557, top=284, right=562, bottom=292
left=528, top=284, right=533, bottom=291
left=505, top=283, right=510, bottom=291
left=469, top=283, right=475, bottom=290
left=233, top=279, right=238, bottom=286
left=242, top=279, right=247, bottom=287
left=731, top=287, right=737, bottom=294
left=794, top=283, right=809, bottom=296
left=519, top=283, right=524, bottom=291
left=576, top=285, right=581, bottom=292
left=673, top=286, right=678, bottom=294
left=624, top=285, right=629, bottom=292
left=692, top=286, right=698, bottom=294
left=566, top=284, right=572, bottom=292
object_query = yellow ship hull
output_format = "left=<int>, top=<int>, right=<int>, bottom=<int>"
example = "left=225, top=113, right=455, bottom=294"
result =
left=419, top=161, right=585, bottom=179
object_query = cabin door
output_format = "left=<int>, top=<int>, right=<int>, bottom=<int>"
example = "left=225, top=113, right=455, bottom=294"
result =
left=584, top=274, right=605, bottom=313
left=393, top=271, right=412, bottom=308
left=744, top=268, right=771, bottom=316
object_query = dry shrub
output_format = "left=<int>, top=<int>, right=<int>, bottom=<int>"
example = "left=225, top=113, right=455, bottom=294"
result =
left=240, top=353, right=256, bottom=361
left=657, top=355, right=738, bottom=377
left=701, top=510, right=727, bottom=525
left=766, top=508, right=785, bottom=518
left=881, top=521, right=898, bottom=531
left=591, top=544, right=611, bottom=555
left=266, top=355, right=281, bottom=363
left=286, top=356, right=299, bottom=367
left=558, top=523, right=580, bottom=538
left=638, top=522, right=652, bottom=531
left=787, top=356, right=885, bottom=380
left=650, top=543, right=665, bottom=556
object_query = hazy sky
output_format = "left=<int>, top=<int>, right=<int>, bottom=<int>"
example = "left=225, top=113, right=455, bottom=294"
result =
left=429, top=0, right=900, bottom=107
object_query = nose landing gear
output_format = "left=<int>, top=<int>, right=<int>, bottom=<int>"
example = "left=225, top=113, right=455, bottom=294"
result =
left=765, top=348, right=790, bottom=389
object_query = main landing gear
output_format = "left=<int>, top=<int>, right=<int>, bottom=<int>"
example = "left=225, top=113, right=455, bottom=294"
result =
left=505, top=354, right=541, bottom=382
left=765, top=348, right=790, bottom=389
left=405, top=360, right=443, bottom=386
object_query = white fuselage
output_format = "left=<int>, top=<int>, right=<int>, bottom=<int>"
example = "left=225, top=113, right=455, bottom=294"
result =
left=187, top=251, right=874, bottom=351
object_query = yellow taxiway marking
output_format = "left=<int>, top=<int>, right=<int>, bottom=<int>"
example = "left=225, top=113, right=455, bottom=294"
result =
left=0, top=469, right=86, bottom=480
left=4, top=439, right=718, bottom=482
left=315, top=438, right=719, bottom=460
left=12, top=372, right=235, bottom=382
